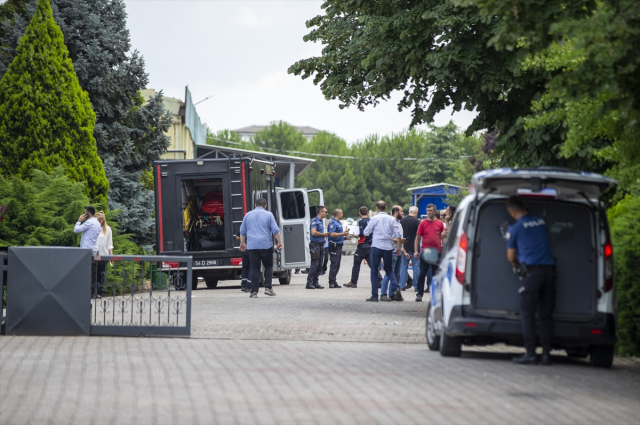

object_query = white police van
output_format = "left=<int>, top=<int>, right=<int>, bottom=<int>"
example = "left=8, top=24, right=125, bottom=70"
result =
left=424, top=167, right=617, bottom=367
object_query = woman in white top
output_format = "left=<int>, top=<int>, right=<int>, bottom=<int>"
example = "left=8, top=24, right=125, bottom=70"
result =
left=94, top=211, right=113, bottom=297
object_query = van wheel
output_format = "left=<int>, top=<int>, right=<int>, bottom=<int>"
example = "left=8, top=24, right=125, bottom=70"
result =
left=205, top=278, right=218, bottom=289
left=425, top=303, right=440, bottom=351
left=440, top=331, right=462, bottom=357
left=590, top=345, right=614, bottom=368
left=279, top=270, right=291, bottom=285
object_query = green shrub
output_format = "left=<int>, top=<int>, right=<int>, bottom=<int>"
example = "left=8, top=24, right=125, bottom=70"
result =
left=0, top=0, right=108, bottom=204
left=608, top=195, right=640, bottom=356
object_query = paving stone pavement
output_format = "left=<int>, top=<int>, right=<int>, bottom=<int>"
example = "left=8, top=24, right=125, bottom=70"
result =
left=1, top=256, right=639, bottom=425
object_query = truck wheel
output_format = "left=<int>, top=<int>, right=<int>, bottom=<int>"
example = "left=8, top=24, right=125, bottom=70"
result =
left=205, top=278, right=218, bottom=289
left=192, top=272, right=199, bottom=291
left=279, top=270, right=292, bottom=285
left=590, top=345, right=614, bottom=368
left=426, top=303, right=440, bottom=351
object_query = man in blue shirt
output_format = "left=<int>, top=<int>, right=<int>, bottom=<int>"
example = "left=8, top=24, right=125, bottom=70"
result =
left=327, top=209, right=351, bottom=288
left=344, top=206, right=372, bottom=288
left=74, top=206, right=101, bottom=255
left=307, top=206, right=329, bottom=289
left=505, top=196, right=556, bottom=366
left=240, top=198, right=283, bottom=298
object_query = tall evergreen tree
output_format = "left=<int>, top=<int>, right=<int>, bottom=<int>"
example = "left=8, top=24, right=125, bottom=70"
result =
left=0, top=0, right=108, bottom=204
left=0, top=0, right=171, bottom=247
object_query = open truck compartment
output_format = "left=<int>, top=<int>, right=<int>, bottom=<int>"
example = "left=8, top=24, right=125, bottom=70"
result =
left=182, top=178, right=226, bottom=252
left=472, top=198, right=597, bottom=321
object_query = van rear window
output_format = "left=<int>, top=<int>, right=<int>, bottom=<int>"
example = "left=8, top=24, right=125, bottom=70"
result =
left=473, top=199, right=596, bottom=319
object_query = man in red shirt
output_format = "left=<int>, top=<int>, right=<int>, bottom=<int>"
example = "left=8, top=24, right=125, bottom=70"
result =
left=413, top=203, right=445, bottom=302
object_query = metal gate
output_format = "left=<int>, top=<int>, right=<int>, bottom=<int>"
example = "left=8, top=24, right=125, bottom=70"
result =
left=90, top=255, right=192, bottom=336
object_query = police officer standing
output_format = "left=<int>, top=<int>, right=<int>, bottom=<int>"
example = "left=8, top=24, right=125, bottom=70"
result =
left=505, top=196, right=556, bottom=365
left=327, top=209, right=350, bottom=288
left=344, top=206, right=371, bottom=288
left=307, top=206, right=329, bottom=289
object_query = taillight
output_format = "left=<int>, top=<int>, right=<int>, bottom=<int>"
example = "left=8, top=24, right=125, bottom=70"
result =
left=455, top=232, right=468, bottom=284
left=162, top=262, right=179, bottom=269
left=230, top=258, right=242, bottom=266
left=604, top=240, right=613, bottom=292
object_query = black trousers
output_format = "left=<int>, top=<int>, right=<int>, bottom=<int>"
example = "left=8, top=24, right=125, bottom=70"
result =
left=350, top=244, right=371, bottom=284
left=92, top=261, right=105, bottom=298
left=241, top=252, right=251, bottom=290
left=328, top=244, right=343, bottom=284
left=519, top=266, right=556, bottom=354
left=248, top=248, right=273, bottom=293
left=321, top=246, right=330, bottom=273
left=307, top=243, right=325, bottom=286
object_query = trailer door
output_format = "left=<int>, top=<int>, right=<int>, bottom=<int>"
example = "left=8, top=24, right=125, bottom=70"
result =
left=277, top=189, right=311, bottom=269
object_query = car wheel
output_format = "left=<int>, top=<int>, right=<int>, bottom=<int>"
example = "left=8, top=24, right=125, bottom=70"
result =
left=426, top=303, right=440, bottom=351
left=279, top=270, right=292, bottom=285
left=590, top=345, right=614, bottom=368
left=205, top=278, right=218, bottom=289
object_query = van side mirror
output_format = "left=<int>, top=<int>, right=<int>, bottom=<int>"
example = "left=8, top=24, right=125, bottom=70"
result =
left=420, top=248, right=440, bottom=265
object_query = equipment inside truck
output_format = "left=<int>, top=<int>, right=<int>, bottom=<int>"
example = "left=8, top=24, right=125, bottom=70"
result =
left=182, top=178, right=227, bottom=252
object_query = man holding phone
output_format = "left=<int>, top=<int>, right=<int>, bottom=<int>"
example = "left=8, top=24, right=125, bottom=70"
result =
left=74, top=206, right=101, bottom=255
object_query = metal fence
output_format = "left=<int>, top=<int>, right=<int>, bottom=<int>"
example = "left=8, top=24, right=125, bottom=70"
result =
left=90, top=255, right=192, bottom=337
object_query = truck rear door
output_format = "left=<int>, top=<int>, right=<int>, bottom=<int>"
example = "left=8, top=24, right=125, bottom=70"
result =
left=276, top=189, right=311, bottom=269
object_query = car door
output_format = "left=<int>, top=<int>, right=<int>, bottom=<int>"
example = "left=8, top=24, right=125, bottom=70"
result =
left=276, top=189, right=311, bottom=269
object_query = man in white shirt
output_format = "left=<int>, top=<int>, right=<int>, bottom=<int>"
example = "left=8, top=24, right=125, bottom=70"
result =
left=363, top=201, right=402, bottom=302
left=74, top=206, right=101, bottom=255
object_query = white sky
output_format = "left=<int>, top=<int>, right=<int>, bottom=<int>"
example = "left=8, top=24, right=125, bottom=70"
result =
left=123, top=0, right=477, bottom=144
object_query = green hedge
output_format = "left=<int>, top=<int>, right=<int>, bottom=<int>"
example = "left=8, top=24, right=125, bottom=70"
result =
left=608, top=195, right=640, bottom=356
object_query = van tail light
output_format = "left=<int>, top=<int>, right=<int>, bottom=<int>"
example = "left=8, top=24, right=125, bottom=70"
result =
left=604, top=240, right=613, bottom=292
left=162, top=262, right=179, bottom=269
left=455, top=232, right=468, bottom=285
left=230, top=258, right=243, bottom=266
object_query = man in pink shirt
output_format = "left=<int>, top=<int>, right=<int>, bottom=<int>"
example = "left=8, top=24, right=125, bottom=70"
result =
left=413, top=203, right=445, bottom=302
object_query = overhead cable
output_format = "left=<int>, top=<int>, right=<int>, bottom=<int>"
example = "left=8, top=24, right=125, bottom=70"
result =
left=205, top=136, right=474, bottom=162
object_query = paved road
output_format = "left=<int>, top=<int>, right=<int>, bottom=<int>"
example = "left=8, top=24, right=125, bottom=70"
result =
left=1, top=256, right=639, bottom=425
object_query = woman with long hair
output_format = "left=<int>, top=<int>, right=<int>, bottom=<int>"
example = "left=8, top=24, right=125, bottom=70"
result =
left=94, top=211, right=113, bottom=298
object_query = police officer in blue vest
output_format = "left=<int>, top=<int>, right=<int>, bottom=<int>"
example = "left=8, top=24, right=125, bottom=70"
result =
left=505, top=196, right=556, bottom=366
left=307, top=206, right=329, bottom=289
left=327, top=209, right=351, bottom=288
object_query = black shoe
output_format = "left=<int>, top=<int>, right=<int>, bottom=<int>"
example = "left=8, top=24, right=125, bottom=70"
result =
left=393, top=291, right=404, bottom=302
left=314, top=284, right=325, bottom=289
left=329, top=282, right=341, bottom=288
left=380, top=295, right=392, bottom=302
left=415, top=295, right=423, bottom=302
left=305, top=284, right=316, bottom=289
left=512, top=354, right=539, bottom=365
left=405, top=282, right=413, bottom=290
left=295, top=270, right=300, bottom=274
left=366, top=297, right=379, bottom=302
left=540, top=352, right=553, bottom=366
left=301, top=270, right=309, bottom=274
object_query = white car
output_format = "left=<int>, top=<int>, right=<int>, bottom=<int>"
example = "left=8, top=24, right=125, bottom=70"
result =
left=424, top=167, right=617, bottom=367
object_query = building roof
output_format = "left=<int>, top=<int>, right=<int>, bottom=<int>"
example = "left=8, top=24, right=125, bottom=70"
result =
left=196, top=144, right=315, bottom=178
left=407, top=183, right=462, bottom=195
left=232, top=125, right=322, bottom=136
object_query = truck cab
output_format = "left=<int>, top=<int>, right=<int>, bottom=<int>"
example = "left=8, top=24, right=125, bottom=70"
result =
left=153, top=157, right=322, bottom=289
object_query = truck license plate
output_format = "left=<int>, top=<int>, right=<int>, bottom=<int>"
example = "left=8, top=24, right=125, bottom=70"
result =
left=195, top=259, right=218, bottom=267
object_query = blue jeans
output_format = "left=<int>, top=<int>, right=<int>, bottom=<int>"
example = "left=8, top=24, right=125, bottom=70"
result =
left=398, top=253, right=412, bottom=290
left=370, top=247, right=397, bottom=299
left=381, top=252, right=402, bottom=296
